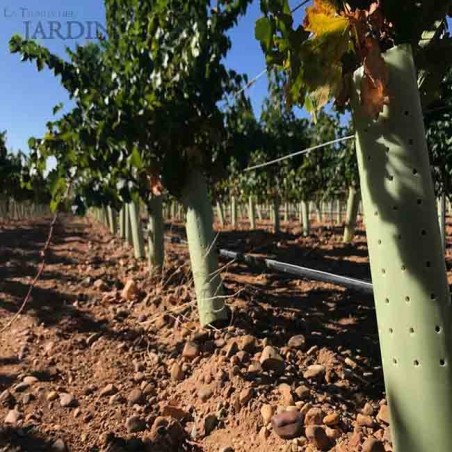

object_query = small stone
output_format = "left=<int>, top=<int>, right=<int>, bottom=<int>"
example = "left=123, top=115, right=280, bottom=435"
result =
left=126, top=415, right=146, bottom=433
left=295, top=385, right=310, bottom=400
left=303, top=365, right=326, bottom=380
left=278, top=383, right=294, bottom=406
left=51, top=439, right=67, bottom=452
left=239, top=388, right=253, bottom=406
left=226, top=341, right=239, bottom=358
left=287, top=335, right=306, bottom=350
left=94, top=279, right=107, bottom=290
left=259, top=346, right=285, bottom=373
left=362, top=438, right=385, bottom=452
left=151, top=416, right=169, bottom=437
left=377, top=404, right=390, bottom=424
left=305, top=426, right=331, bottom=451
left=47, top=391, right=59, bottom=402
left=272, top=411, right=304, bottom=440
left=305, top=408, right=325, bottom=426
left=239, top=335, right=257, bottom=352
left=182, top=341, right=200, bottom=360
left=247, top=362, right=263, bottom=375
left=121, top=279, right=138, bottom=300
left=23, top=376, right=39, bottom=386
left=161, top=405, right=190, bottom=420
left=362, top=402, right=375, bottom=416
left=14, top=382, right=30, bottom=392
left=357, top=413, right=375, bottom=428
left=236, top=351, right=249, bottom=363
left=100, top=384, right=118, bottom=397
left=198, top=386, right=214, bottom=402
left=59, top=393, right=77, bottom=408
left=170, top=363, right=184, bottom=381
left=219, top=447, right=234, bottom=452
left=345, top=357, right=358, bottom=369
left=325, top=427, right=341, bottom=440
left=204, top=413, right=218, bottom=435
left=4, top=409, right=21, bottom=425
left=323, top=412, right=340, bottom=426
left=128, top=388, right=144, bottom=405
left=261, top=404, right=274, bottom=425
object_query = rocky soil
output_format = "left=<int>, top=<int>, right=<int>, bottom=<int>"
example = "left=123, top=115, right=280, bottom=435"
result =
left=0, top=213, right=432, bottom=451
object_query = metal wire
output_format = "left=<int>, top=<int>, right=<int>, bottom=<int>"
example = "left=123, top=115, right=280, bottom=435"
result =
left=244, top=135, right=356, bottom=172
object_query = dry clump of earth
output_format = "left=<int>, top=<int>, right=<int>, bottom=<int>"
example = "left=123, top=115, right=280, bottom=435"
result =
left=0, top=213, right=423, bottom=451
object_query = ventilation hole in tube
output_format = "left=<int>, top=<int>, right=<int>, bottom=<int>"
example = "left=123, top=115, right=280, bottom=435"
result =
left=378, top=240, right=382, bottom=245
left=389, top=328, right=393, bottom=334
left=388, top=175, right=394, bottom=181
left=440, top=359, right=446, bottom=367
left=393, top=206, right=398, bottom=211
left=421, top=229, right=427, bottom=236
left=412, top=168, right=418, bottom=175
left=417, top=199, right=422, bottom=205
left=414, top=360, right=420, bottom=367
left=393, top=358, right=398, bottom=365
left=409, top=139, right=414, bottom=145
left=374, top=211, right=379, bottom=216
left=404, top=111, right=410, bottom=116
left=382, top=268, right=386, bottom=275
left=409, top=328, right=415, bottom=334
left=401, top=265, right=406, bottom=271
left=426, top=261, right=431, bottom=268
left=397, top=234, right=402, bottom=240
left=385, top=298, right=390, bottom=304
left=431, top=293, right=436, bottom=300
left=367, top=155, right=371, bottom=161
left=385, top=146, right=390, bottom=153
left=405, top=296, right=411, bottom=303
left=435, top=326, right=442, bottom=333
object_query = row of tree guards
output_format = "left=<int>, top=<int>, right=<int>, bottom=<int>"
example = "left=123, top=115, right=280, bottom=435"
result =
left=0, top=199, right=51, bottom=220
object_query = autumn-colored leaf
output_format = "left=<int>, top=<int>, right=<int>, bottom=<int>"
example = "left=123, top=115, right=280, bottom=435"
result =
left=360, top=37, right=389, bottom=119
left=149, top=171, right=163, bottom=196
left=304, top=0, right=349, bottom=36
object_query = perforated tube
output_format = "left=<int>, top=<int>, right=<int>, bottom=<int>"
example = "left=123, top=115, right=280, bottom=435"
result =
left=353, top=44, right=452, bottom=452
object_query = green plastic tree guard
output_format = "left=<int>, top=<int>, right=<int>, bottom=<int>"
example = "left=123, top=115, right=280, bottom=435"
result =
left=353, top=44, right=452, bottom=452
left=119, top=206, right=126, bottom=239
left=182, top=169, right=229, bottom=327
left=128, top=201, right=145, bottom=259
left=216, top=201, right=225, bottom=228
left=301, top=200, right=310, bottom=237
left=231, top=196, right=238, bottom=228
left=343, top=186, right=360, bottom=244
left=272, top=198, right=280, bottom=233
left=438, top=195, right=446, bottom=251
left=107, top=207, right=118, bottom=235
left=147, top=196, right=164, bottom=273
left=248, top=195, right=256, bottom=230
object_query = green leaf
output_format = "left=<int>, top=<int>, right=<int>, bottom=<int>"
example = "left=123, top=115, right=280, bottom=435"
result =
left=255, top=17, right=274, bottom=50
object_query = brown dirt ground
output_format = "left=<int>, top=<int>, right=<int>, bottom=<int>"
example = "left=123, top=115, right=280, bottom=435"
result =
left=0, top=213, right=450, bottom=451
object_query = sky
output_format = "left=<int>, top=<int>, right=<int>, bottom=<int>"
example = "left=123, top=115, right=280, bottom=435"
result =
left=0, top=0, right=310, bottom=153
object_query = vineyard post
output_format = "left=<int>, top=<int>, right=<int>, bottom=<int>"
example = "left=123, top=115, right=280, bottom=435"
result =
left=438, top=194, right=446, bottom=250
left=182, top=168, right=229, bottom=326
left=353, top=44, right=452, bottom=452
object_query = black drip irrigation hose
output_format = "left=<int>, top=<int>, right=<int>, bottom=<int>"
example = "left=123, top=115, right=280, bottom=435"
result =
left=166, top=235, right=374, bottom=295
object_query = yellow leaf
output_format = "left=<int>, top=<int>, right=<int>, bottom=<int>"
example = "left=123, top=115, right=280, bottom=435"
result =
left=304, top=0, right=349, bottom=37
